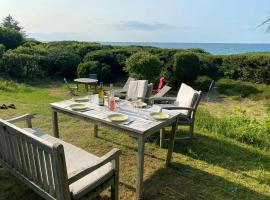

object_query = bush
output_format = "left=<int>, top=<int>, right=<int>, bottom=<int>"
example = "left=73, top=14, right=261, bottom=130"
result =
left=220, top=54, right=270, bottom=84
left=171, top=52, right=201, bottom=85
left=0, top=43, right=5, bottom=58
left=124, top=51, right=162, bottom=83
left=76, top=61, right=111, bottom=82
left=77, top=61, right=99, bottom=77
left=0, top=27, right=24, bottom=49
left=42, top=46, right=81, bottom=78
left=2, top=52, right=43, bottom=79
left=0, top=78, right=30, bottom=92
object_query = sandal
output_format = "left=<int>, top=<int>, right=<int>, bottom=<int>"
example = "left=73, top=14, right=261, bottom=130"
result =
left=8, top=104, right=16, bottom=109
left=0, top=104, right=8, bottom=109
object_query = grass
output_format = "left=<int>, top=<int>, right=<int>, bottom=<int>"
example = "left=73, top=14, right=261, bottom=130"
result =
left=0, top=79, right=270, bottom=200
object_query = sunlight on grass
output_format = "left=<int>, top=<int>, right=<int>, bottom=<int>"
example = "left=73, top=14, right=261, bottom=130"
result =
left=0, top=79, right=270, bottom=200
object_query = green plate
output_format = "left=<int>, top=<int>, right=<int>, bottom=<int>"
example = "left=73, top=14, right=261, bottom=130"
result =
left=108, top=113, right=128, bottom=122
left=73, top=96, right=89, bottom=102
left=150, top=112, right=169, bottom=120
left=69, top=103, right=88, bottom=111
left=132, top=101, right=147, bottom=108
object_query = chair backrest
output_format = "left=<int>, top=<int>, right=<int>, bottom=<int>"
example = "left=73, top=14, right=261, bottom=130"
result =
left=0, top=120, right=70, bottom=200
left=190, top=91, right=202, bottom=121
left=64, top=78, right=76, bottom=96
left=175, top=83, right=201, bottom=117
left=89, top=74, right=97, bottom=80
left=145, top=83, right=153, bottom=98
left=156, top=77, right=165, bottom=93
left=126, top=80, right=148, bottom=100
left=153, top=85, right=171, bottom=98
left=122, top=77, right=136, bottom=91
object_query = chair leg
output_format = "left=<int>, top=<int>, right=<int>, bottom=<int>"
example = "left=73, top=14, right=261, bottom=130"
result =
left=160, top=128, right=165, bottom=148
left=111, top=183, right=117, bottom=200
left=189, top=123, right=194, bottom=138
left=93, top=124, right=98, bottom=137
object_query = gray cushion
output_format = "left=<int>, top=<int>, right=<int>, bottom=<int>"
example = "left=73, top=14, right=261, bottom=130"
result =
left=23, top=128, right=114, bottom=200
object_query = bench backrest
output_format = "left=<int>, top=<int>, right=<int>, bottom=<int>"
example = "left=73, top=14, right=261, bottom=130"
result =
left=0, top=120, right=70, bottom=200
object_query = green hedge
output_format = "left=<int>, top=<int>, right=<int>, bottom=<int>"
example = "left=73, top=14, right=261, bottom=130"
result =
left=0, top=39, right=269, bottom=84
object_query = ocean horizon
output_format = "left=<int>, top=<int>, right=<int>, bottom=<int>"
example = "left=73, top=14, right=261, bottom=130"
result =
left=101, top=42, right=270, bottom=55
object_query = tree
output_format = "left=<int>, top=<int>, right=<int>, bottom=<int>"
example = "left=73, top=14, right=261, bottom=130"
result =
left=258, top=16, right=270, bottom=31
left=1, top=15, right=26, bottom=36
left=0, top=27, right=24, bottom=49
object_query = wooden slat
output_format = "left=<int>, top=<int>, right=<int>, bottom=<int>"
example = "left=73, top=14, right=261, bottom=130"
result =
left=0, top=128, right=7, bottom=162
left=32, top=145, right=42, bottom=186
left=51, top=144, right=71, bottom=200
left=27, top=142, right=37, bottom=182
left=21, top=139, right=31, bottom=179
left=13, top=135, right=23, bottom=173
left=44, top=152, right=56, bottom=196
left=17, top=137, right=28, bottom=176
left=7, top=133, right=19, bottom=170
left=38, top=148, right=50, bottom=193
left=2, top=131, right=11, bottom=164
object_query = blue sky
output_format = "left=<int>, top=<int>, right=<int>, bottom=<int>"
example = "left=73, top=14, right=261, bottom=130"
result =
left=0, top=0, right=269, bottom=43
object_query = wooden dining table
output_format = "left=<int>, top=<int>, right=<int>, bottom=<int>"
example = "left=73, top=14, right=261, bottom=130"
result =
left=74, top=78, right=98, bottom=92
left=50, top=98, right=181, bottom=199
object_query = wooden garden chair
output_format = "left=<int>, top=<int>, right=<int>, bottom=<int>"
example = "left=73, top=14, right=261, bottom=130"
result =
left=150, top=83, right=202, bottom=147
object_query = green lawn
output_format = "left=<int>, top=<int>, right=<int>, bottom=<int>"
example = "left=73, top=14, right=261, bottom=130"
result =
left=0, top=79, right=269, bottom=200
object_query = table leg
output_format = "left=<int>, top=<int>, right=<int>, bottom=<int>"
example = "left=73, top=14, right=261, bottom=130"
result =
left=93, top=124, right=98, bottom=137
left=52, top=110, right=59, bottom=138
left=85, top=84, right=88, bottom=92
left=76, top=83, right=79, bottom=91
left=136, top=136, right=145, bottom=199
left=166, top=120, right=178, bottom=166
left=160, top=128, right=165, bottom=148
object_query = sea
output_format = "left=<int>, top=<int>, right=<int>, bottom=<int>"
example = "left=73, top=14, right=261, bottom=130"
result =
left=102, top=42, right=270, bottom=55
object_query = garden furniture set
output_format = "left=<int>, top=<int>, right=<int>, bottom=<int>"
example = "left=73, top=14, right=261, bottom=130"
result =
left=0, top=77, right=202, bottom=200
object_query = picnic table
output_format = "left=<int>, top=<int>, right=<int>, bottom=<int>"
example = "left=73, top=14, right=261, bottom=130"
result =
left=50, top=98, right=181, bottom=199
left=74, top=78, right=98, bottom=92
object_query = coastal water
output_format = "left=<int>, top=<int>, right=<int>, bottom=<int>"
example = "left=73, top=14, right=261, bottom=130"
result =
left=102, top=42, right=270, bottom=55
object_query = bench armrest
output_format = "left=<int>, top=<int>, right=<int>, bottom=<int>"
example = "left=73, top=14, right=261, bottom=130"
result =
left=6, top=113, right=36, bottom=128
left=68, top=148, right=121, bottom=184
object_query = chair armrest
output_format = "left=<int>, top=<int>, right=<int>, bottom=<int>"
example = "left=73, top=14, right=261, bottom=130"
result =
left=150, top=96, right=176, bottom=102
left=6, top=113, right=36, bottom=128
left=68, top=148, right=121, bottom=184
left=165, top=106, right=195, bottom=111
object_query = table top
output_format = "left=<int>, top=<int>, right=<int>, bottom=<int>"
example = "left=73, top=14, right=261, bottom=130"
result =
left=74, top=78, right=98, bottom=83
left=50, top=99, right=181, bottom=135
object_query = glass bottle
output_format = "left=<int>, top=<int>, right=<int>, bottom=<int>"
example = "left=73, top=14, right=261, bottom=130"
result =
left=109, top=84, right=116, bottom=111
left=98, top=82, right=104, bottom=106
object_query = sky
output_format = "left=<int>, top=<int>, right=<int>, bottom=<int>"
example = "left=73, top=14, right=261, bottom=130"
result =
left=0, top=0, right=269, bottom=43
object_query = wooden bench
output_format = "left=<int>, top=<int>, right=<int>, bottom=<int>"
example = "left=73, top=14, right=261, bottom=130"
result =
left=0, top=114, right=121, bottom=200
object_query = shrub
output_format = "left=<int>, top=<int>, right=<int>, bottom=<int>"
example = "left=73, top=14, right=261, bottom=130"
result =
left=2, top=52, right=43, bottom=79
left=124, top=51, right=162, bottom=83
left=220, top=54, right=270, bottom=84
left=0, top=78, right=30, bottom=92
left=76, top=61, right=111, bottom=82
left=0, top=43, right=5, bottom=58
left=193, top=76, right=213, bottom=92
left=0, top=27, right=24, bottom=49
left=76, top=61, right=99, bottom=77
left=171, top=52, right=201, bottom=85
left=43, top=46, right=81, bottom=78
left=84, top=48, right=140, bottom=78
